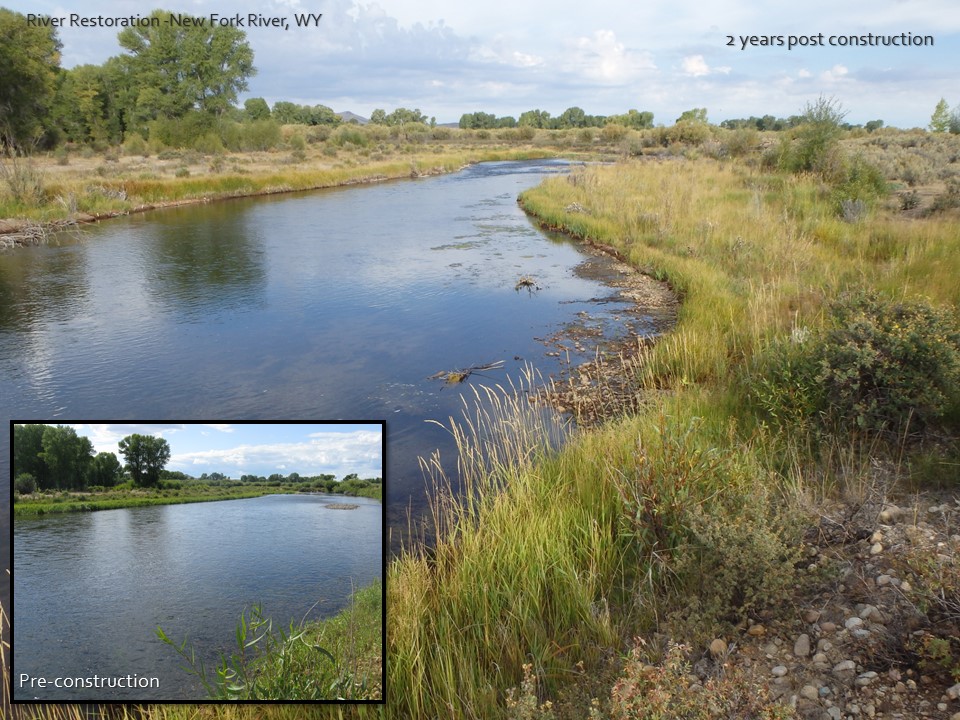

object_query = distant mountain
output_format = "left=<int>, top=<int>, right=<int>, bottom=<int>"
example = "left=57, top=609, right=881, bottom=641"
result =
left=337, top=111, right=369, bottom=125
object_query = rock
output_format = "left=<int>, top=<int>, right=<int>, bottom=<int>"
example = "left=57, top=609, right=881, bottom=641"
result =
left=748, top=623, right=766, bottom=637
left=834, top=659, right=857, bottom=674
left=801, top=684, right=819, bottom=701
left=821, top=621, right=837, bottom=633
left=869, top=542, right=883, bottom=555
left=856, top=672, right=878, bottom=687
left=870, top=530, right=883, bottom=544
left=709, top=638, right=727, bottom=658
left=876, top=574, right=892, bottom=586
left=845, top=616, right=865, bottom=630
left=827, top=706, right=842, bottom=720
left=794, top=633, right=811, bottom=657
left=804, top=609, right=822, bottom=624
left=900, top=580, right=912, bottom=592
left=950, top=712, right=960, bottom=720
left=947, top=682, right=960, bottom=700
left=879, top=504, right=902, bottom=523
left=772, top=665, right=788, bottom=677
left=859, top=604, right=879, bottom=620
left=819, top=686, right=832, bottom=697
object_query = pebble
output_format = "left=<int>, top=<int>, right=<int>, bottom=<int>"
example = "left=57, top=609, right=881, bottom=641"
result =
left=748, top=623, right=766, bottom=637
left=709, top=638, right=727, bottom=657
left=794, top=633, right=811, bottom=657
left=947, top=683, right=960, bottom=700
left=878, top=505, right=900, bottom=523
left=859, top=604, right=879, bottom=620
left=804, top=609, right=822, bottom=624
left=951, top=713, right=960, bottom=720
left=845, top=616, right=864, bottom=630
left=821, top=621, right=837, bottom=633
left=772, top=665, right=788, bottom=677
left=869, top=542, right=883, bottom=555
left=900, top=580, right=912, bottom=592
left=856, top=671, right=878, bottom=687
left=833, top=659, right=857, bottom=674
left=800, top=684, right=819, bottom=701
left=870, top=530, right=883, bottom=544
left=876, top=574, right=892, bottom=586
left=827, top=706, right=842, bottom=720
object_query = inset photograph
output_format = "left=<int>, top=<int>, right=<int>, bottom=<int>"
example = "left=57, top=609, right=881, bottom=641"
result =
left=11, top=421, right=384, bottom=704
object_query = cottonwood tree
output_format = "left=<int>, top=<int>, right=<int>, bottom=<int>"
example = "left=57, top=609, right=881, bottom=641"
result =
left=0, top=9, right=62, bottom=149
left=118, top=433, right=171, bottom=487
left=117, top=10, right=255, bottom=122
left=40, top=425, right=94, bottom=490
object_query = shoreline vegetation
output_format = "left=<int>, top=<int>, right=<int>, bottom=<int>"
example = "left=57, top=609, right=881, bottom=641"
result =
left=12, top=483, right=380, bottom=518
left=5, top=116, right=960, bottom=719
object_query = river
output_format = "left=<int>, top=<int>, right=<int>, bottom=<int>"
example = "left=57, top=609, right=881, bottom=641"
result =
left=12, top=493, right=381, bottom=701
left=2, top=159, right=671, bottom=698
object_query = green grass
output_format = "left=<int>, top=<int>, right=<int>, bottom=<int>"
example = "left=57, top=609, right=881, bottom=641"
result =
left=12, top=484, right=294, bottom=517
left=157, top=581, right=382, bottom=701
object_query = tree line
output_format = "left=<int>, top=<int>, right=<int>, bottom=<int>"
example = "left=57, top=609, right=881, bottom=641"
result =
left=13, top=424, right=170, bottom=493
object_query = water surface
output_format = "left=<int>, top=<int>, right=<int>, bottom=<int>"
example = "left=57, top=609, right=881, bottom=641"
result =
left=12, top=493, right=381, bottom=701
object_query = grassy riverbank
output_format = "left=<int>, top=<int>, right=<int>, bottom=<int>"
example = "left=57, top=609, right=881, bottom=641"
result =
left=13, top=482, right=381, bottom=518
left=0, top=126, right=611, bottom=235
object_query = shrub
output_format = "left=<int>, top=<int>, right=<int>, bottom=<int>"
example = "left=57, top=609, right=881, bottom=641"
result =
left=193, top=132, right=225, bottom=155
left=122, top=133, right=148, bottom=157
left=753, top=292, right=960, bottom=437
left=608, top=640, right=797, bottom=719
left=15, top=473, right=36, bottom=495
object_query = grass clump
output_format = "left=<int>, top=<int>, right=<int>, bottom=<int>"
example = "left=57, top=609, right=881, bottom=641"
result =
left=157, top=581, right=382, bottom=701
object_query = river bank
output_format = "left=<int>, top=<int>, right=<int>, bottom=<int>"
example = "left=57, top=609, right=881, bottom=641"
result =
left=13, top=483, right=381, bottom=518
left=0, top=131, right=606, bottom=246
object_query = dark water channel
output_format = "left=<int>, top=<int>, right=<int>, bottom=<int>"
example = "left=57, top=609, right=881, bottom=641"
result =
left=2, top=160, right=672, bottom=698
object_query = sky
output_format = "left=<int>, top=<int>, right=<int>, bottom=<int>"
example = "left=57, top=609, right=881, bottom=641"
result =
left=62, top=422, right=384, bottom=479
left=5, top=0, right=959, bottom=128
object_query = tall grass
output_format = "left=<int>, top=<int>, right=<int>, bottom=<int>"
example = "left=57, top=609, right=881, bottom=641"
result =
left=389, top=370, right=630, bottom=717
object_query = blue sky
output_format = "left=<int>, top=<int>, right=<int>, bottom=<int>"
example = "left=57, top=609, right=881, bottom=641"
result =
left=64, top=423, right=383, bottom=479
left=5, top=0, right=958, bottom=128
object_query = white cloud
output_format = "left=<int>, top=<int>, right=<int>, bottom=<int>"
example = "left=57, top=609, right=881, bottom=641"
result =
left=563, top=30, right=656, bottom=84
left=681, top=54, right=731, bottom=77
left=173, top=430, right=382, bottom=478
left=203, top=424, right=235, bottom=433
left=820, top=64, right=850, bottom=83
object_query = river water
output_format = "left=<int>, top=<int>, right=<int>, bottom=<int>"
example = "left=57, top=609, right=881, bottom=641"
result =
left=12, top=493, right=381, bottom=701
left=2, top=159, right=670, bottom=699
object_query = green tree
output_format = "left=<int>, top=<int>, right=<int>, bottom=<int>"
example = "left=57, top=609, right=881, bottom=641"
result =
left=118, top=433, right=171, bottom=487
left=930, top=98, right=951, bottom=133
left=519, top=109, right=551, bottom=129
left=0, top=9, right=62, bottom=148
left=558, top=106, right=587, bottom=128
left=41, top=425, right=94, bottom=490
left=244, top=97, right=271, bottom=121
left=14, top=423, right=51, bottom=489
left=369, top=108, right=387, bottom=125
left=676, top=108, right=708, bottom=124
left=90, top=451, right=122, bottom=487
left=117, top=10, right=255, bottom=123
left=864, top=119, right=884, bottom=133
